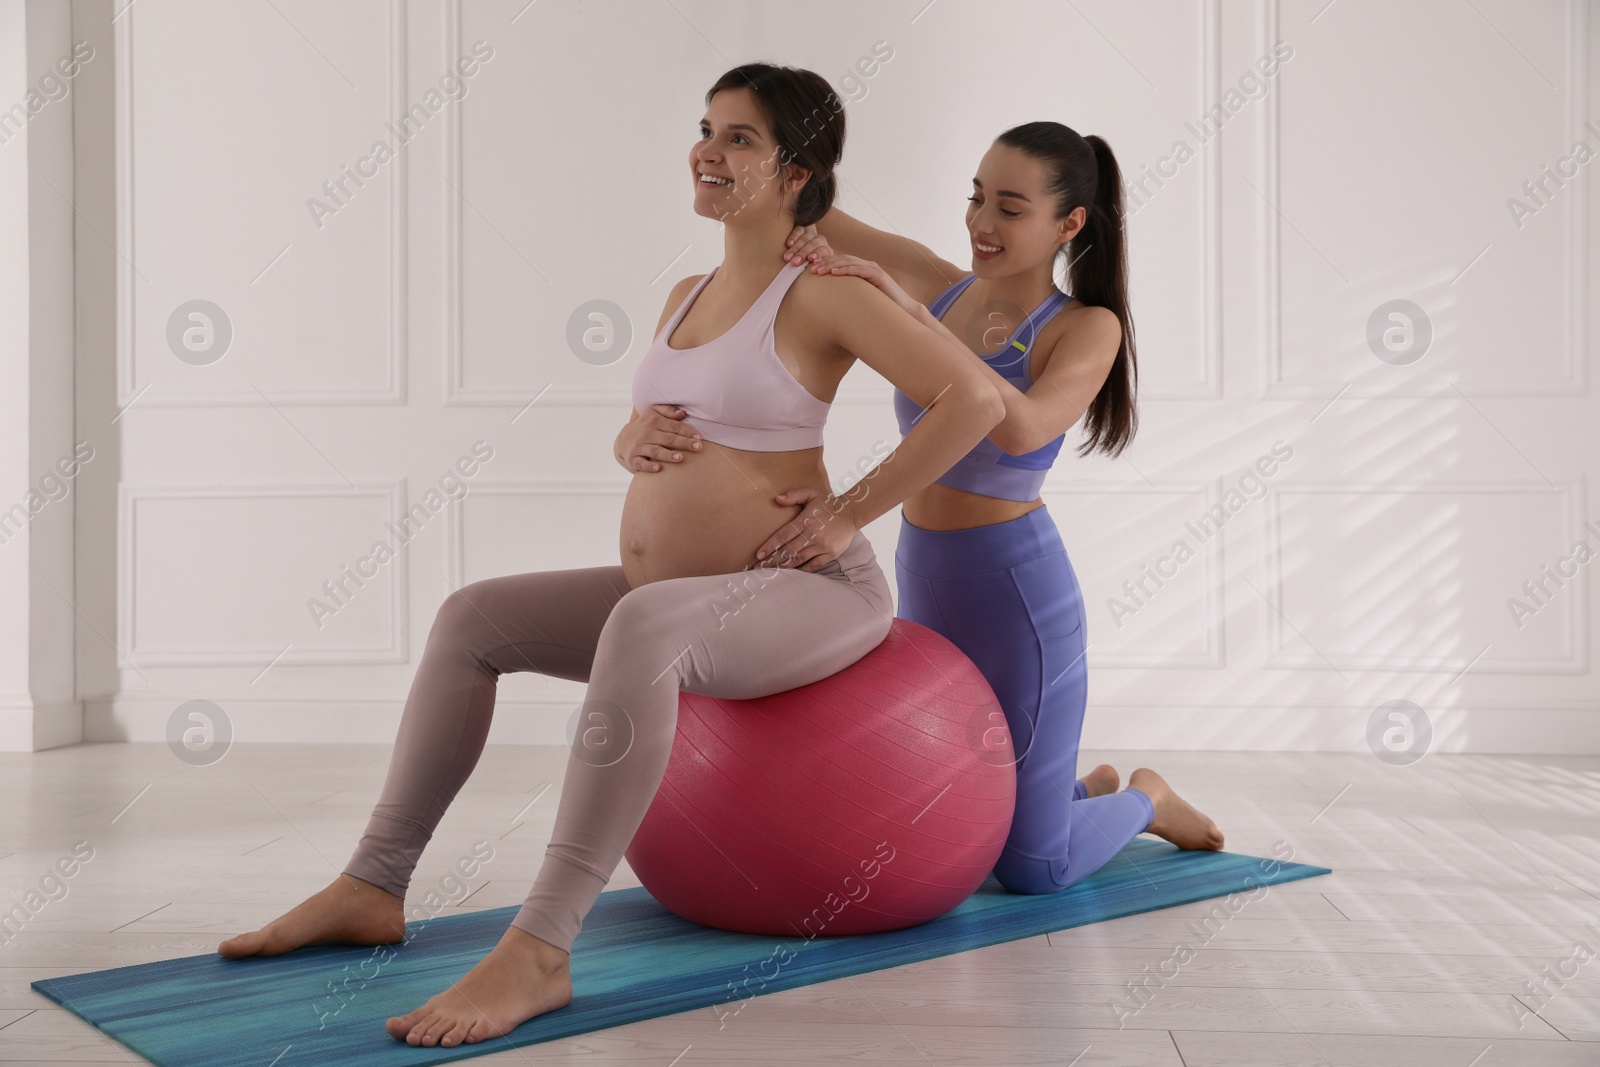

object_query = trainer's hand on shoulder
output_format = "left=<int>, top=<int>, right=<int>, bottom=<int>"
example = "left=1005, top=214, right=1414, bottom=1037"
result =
left=614, top=404, right=703, bottom=473
left=783, top=224, right=832, bottom=267
left=811, top=253, right=919, bottom=316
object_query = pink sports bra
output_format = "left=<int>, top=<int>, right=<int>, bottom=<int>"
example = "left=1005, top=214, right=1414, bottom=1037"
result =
left=631, top=260, right=831, bottom=451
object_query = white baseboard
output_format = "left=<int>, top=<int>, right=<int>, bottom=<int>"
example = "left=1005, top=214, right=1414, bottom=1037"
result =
left=1078, top=703, right=1600, bottom=755
left=80, top=697, right=1600, bottom=755
left=85, top=697, right=572, bottom=746
left=0, top=700, right=85, bottom=752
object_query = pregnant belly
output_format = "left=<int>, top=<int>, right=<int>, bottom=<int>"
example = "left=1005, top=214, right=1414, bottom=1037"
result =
left=619, top=446, right=829, bottom=589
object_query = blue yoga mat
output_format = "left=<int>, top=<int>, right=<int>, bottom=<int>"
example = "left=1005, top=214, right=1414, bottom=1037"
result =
left=33, top=839, right=1329, bottom=1066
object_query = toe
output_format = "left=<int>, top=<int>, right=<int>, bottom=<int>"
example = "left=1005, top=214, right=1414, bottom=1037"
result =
left=419, top=1012, right=453, bottom=1047
left=440, top=1019, right=471, bottom=1048
left=216, top=931, right=261, bottom=958
left=404, top=1011, right=436, bottom=1046
left=250, top=932, right=286, bottom=957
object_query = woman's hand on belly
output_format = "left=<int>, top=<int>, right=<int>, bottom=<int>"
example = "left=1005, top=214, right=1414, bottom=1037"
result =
left=754, top=486, right=861, bottom=573
left=618, top=447, right=829, bottom=586
left=616, top=404, right=704, bottom=473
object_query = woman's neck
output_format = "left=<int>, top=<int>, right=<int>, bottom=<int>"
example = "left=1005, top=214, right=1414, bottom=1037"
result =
left=967, top=262, right=1060, bottom=315
left=717, top=216, right=793, bottom=281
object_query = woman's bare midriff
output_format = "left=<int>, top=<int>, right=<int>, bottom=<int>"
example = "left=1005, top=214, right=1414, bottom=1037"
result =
left=620, top=442, right=832, bottom=589
left=902, top=482, right=1043, bottom=532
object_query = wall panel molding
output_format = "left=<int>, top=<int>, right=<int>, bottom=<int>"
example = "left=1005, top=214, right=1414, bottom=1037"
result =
left=1041, top=480, right=1225, bottom=669
left=1261, top=479, right=1587, bottom=673
left=1260, top=0, right=1587, bottom=399
left=115, top=1, right=408, bottom=407
left=119, top=482, right=410, bottom=665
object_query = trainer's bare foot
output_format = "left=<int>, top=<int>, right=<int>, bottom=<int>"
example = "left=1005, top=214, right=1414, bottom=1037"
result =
left=216, top=873, right=405, bottom=958
left=1128, top=768, right=1225, bottom=851
left=1079, top=763, right=1120, bottom=798
left=385, top=926, right=572, bottom=1047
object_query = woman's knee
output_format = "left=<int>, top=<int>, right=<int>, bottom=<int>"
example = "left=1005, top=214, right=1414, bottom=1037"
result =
left=431, top=578, right=512, bottom=641
left=595, top=584, right=692, bottom=661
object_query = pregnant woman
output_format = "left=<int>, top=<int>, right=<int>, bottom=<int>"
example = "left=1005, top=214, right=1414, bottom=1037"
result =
left=622, top=121, right=1223, bottom=899
left=216, top=63, right=1003, bottom=1049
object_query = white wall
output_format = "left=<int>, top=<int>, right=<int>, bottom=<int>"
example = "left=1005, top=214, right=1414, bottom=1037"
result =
left=11, top=0, right=1594, bottom=753
left=0, top=0, right=81, bottom=751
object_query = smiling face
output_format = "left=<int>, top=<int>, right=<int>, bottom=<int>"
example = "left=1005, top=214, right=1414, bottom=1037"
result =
left=965, top=141, right=1086, bottom=276
left=690, top=87, right=808, bottom=226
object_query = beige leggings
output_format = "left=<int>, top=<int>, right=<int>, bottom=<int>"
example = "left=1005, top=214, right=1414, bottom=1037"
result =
left=343, top=531, right=894, bottom=953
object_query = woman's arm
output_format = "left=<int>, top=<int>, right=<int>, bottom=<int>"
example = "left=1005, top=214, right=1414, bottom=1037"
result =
left=755, top=274, right=1004, bottom=566
left=906, top=298, right=1122, bottom=456
left=614, top=275, right=709, bottom=473
left=802, top=208, right=967, bottom=304
left=819, top=255, right=1121, bottom=457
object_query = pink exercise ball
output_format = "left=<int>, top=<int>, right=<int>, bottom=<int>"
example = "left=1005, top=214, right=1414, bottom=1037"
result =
left=623, top=617, right=1017, bottom=937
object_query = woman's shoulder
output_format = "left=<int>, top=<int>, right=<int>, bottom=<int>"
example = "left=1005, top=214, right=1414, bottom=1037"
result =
left=1057, top=299, right=1119, bottom=335
left=664, top=272, right=709, bottom=301
left=653, top=273, right=710, bottom=335
left=1047, top=299, right=1122, bottom=363
left=785, top=267, right=890, bottom=319
left=779, top=269, right=910, bottom=360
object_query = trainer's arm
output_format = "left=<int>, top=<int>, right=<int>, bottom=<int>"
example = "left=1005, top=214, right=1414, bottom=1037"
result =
left=811, top=207, right=967, bottom=302
left=900, top=298, right=1123, bottom=456
left=809, top=275, right=1005, bottom=530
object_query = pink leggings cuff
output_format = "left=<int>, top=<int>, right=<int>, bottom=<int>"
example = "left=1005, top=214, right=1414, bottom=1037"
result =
left=509, top=848, right=610, bottom=954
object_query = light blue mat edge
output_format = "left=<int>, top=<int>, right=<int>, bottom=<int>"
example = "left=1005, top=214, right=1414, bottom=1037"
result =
left=32, top=839, right=1332, bottom=1066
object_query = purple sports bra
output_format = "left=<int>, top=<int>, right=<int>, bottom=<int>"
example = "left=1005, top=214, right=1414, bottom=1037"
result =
left=631, top=260, right=830, bottom=451
left=893, top=275, right=1074, bottom=502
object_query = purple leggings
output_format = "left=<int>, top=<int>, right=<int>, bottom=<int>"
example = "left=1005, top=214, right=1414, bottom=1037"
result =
left=895, top=505, right=1154, bottom=892
left=342, top=532, right=893, bottom=953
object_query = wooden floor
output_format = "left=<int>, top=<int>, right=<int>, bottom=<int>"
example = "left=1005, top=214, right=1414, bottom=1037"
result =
left=1, top=744, right=1597, bottom=1065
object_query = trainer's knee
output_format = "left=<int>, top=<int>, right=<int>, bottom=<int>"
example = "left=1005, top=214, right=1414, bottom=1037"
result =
left=993, top=847, right=1070, bottom=896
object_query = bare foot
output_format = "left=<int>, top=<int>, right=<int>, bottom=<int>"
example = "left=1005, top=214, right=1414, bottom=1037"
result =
left=1079, top=763, right=1120, bottom=798
left=1128, top=768, right=1225, bottom=851
left=385, top=926, right=572, bottom=1047
left=217, top=873, right=405, bottom=958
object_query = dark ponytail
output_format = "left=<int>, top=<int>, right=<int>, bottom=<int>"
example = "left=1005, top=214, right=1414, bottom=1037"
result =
left=994, top=123, right=1137, bottom=457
